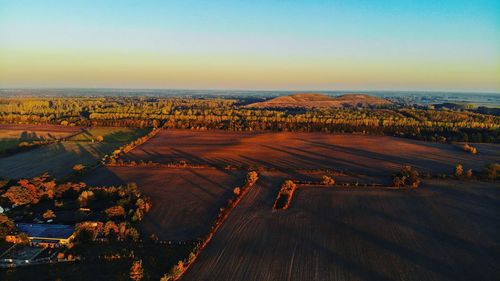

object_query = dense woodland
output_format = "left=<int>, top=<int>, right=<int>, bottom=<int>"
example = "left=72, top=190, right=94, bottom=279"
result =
left=1, top=96, right=499, bottom=143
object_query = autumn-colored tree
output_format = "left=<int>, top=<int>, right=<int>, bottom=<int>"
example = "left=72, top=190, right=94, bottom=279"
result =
left=2, top=185, right=33, bottom=205
left=171, top=260, right=185, bottom=278
left=96, top=135, right=104, bottom=142
left=465, top=169, right=473, bottom=178
left=455, top=164, right=464, bottom=177
left=75, top=221, right=100, bottom=242
left=43, top=209, right=56, bottom=220
left=78, top=190, right=94, bottom=207
left=104, top=221, right=119, bottom=237
left=125, top=227, right=140, bottom=241
left=0, top=214, right=15, bottom=238
left=105, top=205, right=126, bottom=218
left=233, top=187, right=241, bottom=196
left=321, top=175, right=335, bottom=185
left=485, top=163, right=500, bottom=180
left=73, top=164, right=86, bottom=172
left=42, top=180, right=56, bottom=199
left=135, top=198, right=152, bottom=213
left=246, top=171, right=259, bottom=186
left=132, top=208, right=144, bottom=222
left=16, top=233, right=30, bottom=244
left=392, top=165, right=420, bottom=188
left=129, top=260, right=144, bottom=281
left=280, top=180, right=297, bottom=195
left=463, top=143, right=478, bottom=154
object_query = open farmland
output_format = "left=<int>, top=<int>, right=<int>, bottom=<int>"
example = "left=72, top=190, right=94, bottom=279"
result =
left=0, top=124, right=82, bottom=154
left=183, top=173, right=500, bottom=281
left=84, top=167, right=246, bottom=240
left=0, top=127, right=149, bottom=179
left=123, top=129, right=499, bottom=176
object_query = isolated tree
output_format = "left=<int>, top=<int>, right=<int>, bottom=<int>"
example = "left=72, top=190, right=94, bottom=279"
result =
left=95, top=135, right=104, bottom=142
left=43, top=209, right=56, bottom=220
left=465, top=169, right=473, bottom=178
left=73, top=164, right=86, bottom=173
left=321, top=175, right=335, bottom=185
left=485, top=163, right=500, bottom=180
left=463, top=143, right=478, bottom=154
left=129, top=260, right=144, bottom=281
left=233, top=187, right=241, bottom=196
left=455, top=164, right=464, bottom=177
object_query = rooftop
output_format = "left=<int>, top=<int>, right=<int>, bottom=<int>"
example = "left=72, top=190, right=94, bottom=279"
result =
left=16, top=223, right=75, bottom=240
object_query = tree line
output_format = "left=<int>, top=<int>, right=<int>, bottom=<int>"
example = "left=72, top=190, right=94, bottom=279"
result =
left=1, top=97, right=499, bottom=143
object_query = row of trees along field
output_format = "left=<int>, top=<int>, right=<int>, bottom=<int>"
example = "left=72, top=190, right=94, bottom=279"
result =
left=1, top=97, right=499, bottom=143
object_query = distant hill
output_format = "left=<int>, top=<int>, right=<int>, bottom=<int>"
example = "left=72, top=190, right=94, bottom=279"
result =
left=246, top=93, right=392, bottom=109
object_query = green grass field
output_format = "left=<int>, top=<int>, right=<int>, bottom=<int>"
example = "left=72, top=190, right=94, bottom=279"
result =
left=68, top=127, right=150, bottom=143
left=0, top=127, right=151, bottom=179
left=0, top=139, right=21, bottom=154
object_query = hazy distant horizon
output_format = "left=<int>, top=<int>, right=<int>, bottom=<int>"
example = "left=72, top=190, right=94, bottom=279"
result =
left=1, top=87, right=499, bottom=95
left=1, top=1, right=499, bottom=92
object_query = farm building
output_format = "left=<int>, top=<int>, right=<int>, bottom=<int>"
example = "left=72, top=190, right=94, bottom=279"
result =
left=6, top=223, right=76, bottom=248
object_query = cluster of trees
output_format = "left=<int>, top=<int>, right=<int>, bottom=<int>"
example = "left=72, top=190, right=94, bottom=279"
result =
left=75, top=220, right=140, bottom=242
left=392, top=165, right=421, bottom=188
left=0, top=173, right=86, bottom=206
left=161, top=260, right=186, bottom=281
left=454, top=164, right=473, bottom=178
left=84, top=183, right=152, bottom=222
left=106, top=128, right=160, bottom=164
left=273, top=180, right=298, bottom=210
left=451, top=163, right=499, bottom=180
left=1, top=97, right=499, bottom=143
left=0, top=175, right=151, bottom=243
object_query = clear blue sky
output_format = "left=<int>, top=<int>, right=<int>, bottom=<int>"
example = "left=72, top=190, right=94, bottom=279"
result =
left=1, top=0, right=499, bottom=91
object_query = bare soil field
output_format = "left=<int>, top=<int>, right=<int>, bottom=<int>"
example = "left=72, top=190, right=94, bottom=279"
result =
left=0, top=127, right=149, bottom=179
left=84, top=167, right=246, bottom=241
left=123, top=129, right=499, bottom=176
left=0, top=124, right=82, bottom=137
left=183, top=173, right=500, bottom=281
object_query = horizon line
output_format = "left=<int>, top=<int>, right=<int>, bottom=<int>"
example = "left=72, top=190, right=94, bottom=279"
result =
left=1, top=87, right=499, bottom=95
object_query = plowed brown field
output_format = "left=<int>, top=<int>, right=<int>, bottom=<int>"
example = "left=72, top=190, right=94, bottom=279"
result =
left=123, top=130, right=499, bottom=175
left=84, top=167, right=246, bottom=240
left=183, top=173, right=500, bottom=281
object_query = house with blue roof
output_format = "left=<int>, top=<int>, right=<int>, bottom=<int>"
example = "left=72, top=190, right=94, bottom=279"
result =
left=6, top=223, right=76, bottom=247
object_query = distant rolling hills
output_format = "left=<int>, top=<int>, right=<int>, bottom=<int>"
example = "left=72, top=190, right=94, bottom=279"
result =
left=246, top=93, right=392, bottom=109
